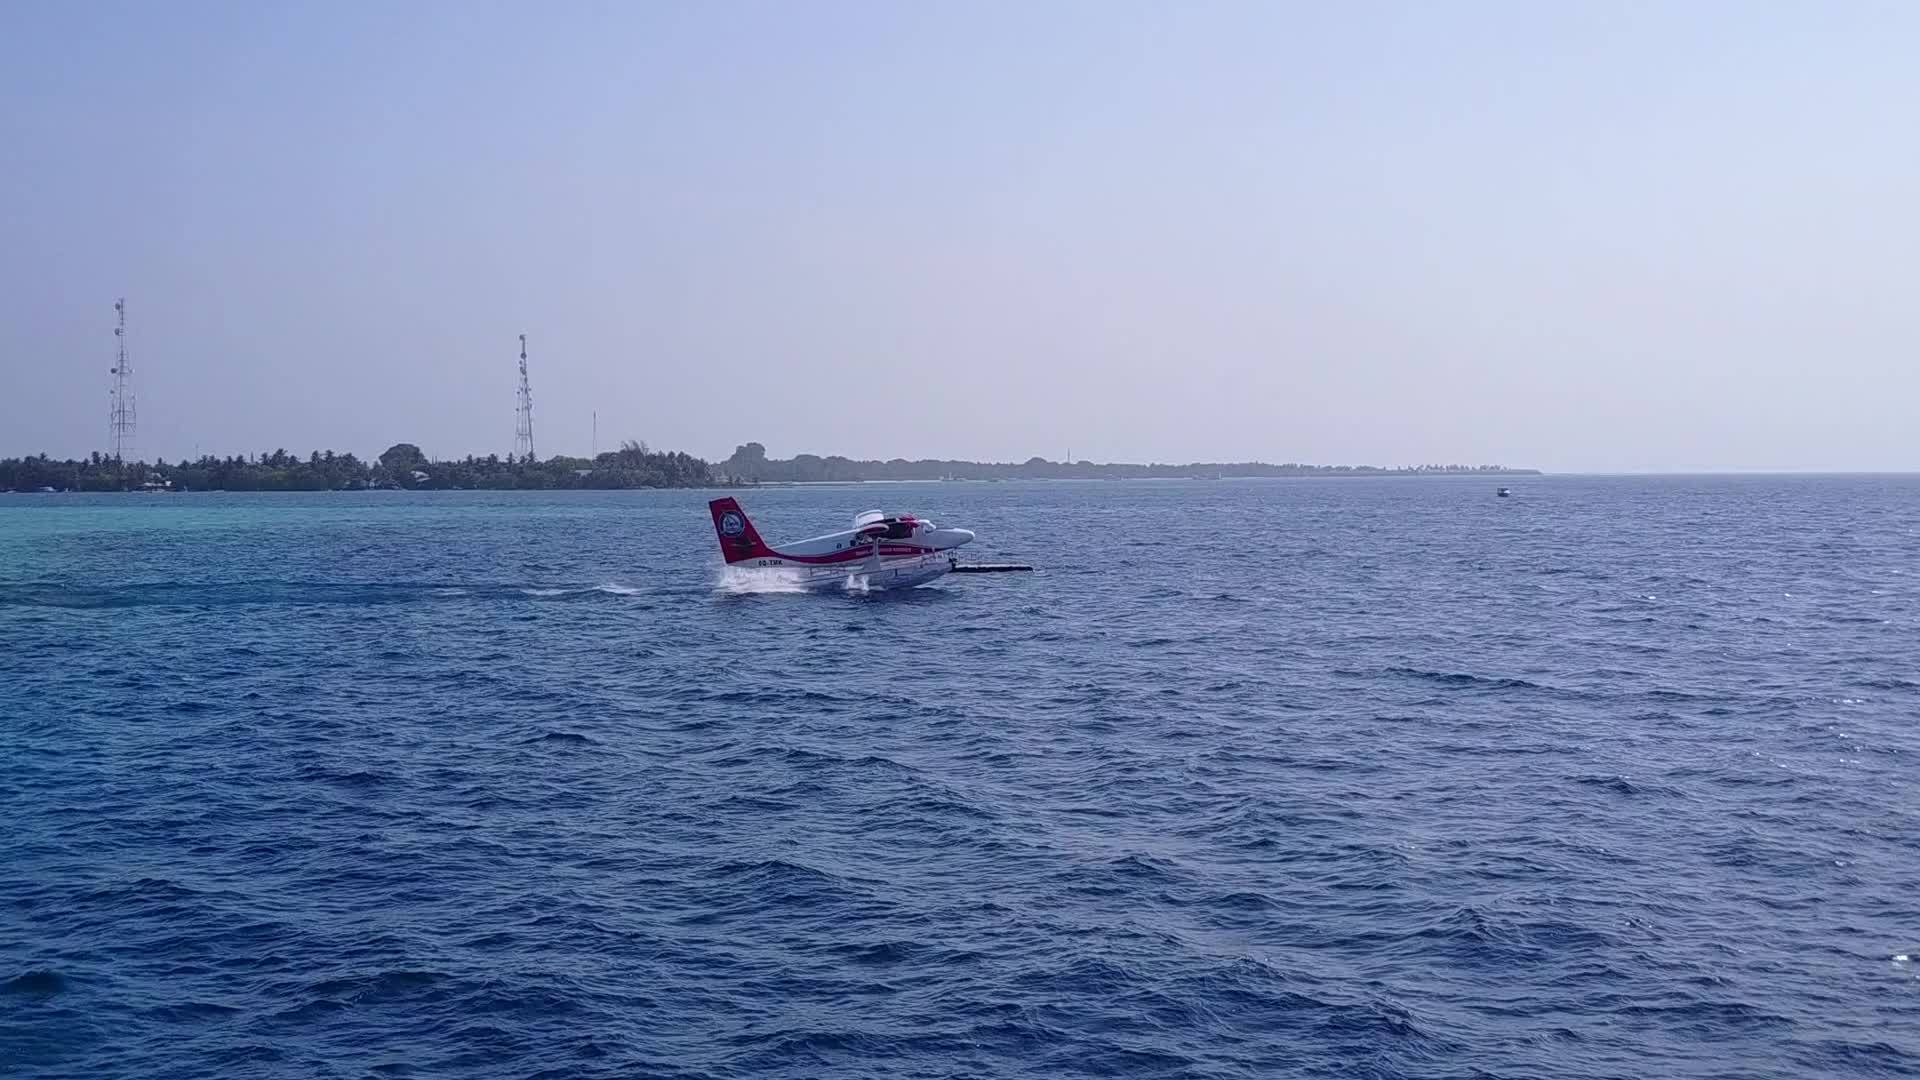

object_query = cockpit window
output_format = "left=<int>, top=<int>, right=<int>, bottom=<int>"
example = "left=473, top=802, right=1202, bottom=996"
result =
left=884, top=521, right=914, bottom=540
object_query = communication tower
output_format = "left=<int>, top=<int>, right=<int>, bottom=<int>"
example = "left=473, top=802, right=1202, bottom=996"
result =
left=109, top=298, right=136, bottom=463
left=514, top=333, right=535, bottom=460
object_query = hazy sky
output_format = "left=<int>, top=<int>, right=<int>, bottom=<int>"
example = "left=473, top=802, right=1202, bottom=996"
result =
left=3, top=2, right=1915, bottom=472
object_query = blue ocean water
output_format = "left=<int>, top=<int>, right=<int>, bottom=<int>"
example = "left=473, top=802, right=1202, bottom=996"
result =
left=2, top=476, right=1917, bottom=1079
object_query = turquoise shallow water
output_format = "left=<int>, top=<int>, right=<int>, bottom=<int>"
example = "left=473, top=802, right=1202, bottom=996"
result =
left=3, top=477, right=1917, bottom=1078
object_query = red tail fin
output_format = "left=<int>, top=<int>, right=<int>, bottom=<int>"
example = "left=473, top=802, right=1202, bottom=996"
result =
left=708, top=497, right=775, bottom=563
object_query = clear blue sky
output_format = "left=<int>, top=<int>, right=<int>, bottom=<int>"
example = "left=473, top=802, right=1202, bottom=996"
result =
left=3, top=1, right=1915, bottom=471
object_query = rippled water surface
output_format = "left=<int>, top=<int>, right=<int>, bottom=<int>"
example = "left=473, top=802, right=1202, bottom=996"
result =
left=3, top=477, right=1917, bottom=1079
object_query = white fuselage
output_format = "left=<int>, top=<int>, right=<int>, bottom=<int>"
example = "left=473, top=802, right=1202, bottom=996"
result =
left=742, top=511, right=975, bottom=591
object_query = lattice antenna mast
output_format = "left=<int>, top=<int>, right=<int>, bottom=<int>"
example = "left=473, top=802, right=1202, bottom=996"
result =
left=514, top=333, right=536, bottom=460
left=109, top=298, right=137, bottom=464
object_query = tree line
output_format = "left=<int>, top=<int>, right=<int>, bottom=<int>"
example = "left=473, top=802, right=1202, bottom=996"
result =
left=4, top=439, right=1537, bottom=492
left=718, top=443, right=1538, bottom=482
left=0, top=441, right=715, bottom=492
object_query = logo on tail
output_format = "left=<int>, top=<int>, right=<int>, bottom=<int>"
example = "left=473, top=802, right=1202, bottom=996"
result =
left=709, top=497, right=773, bottom=563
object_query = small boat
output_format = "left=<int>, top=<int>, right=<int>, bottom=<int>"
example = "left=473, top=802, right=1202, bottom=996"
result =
left=1496, top=487, right=1512, bottom=497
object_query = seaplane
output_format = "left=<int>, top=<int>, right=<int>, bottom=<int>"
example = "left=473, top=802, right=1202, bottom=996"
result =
left=708, top=497, right=1028, bottom=591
